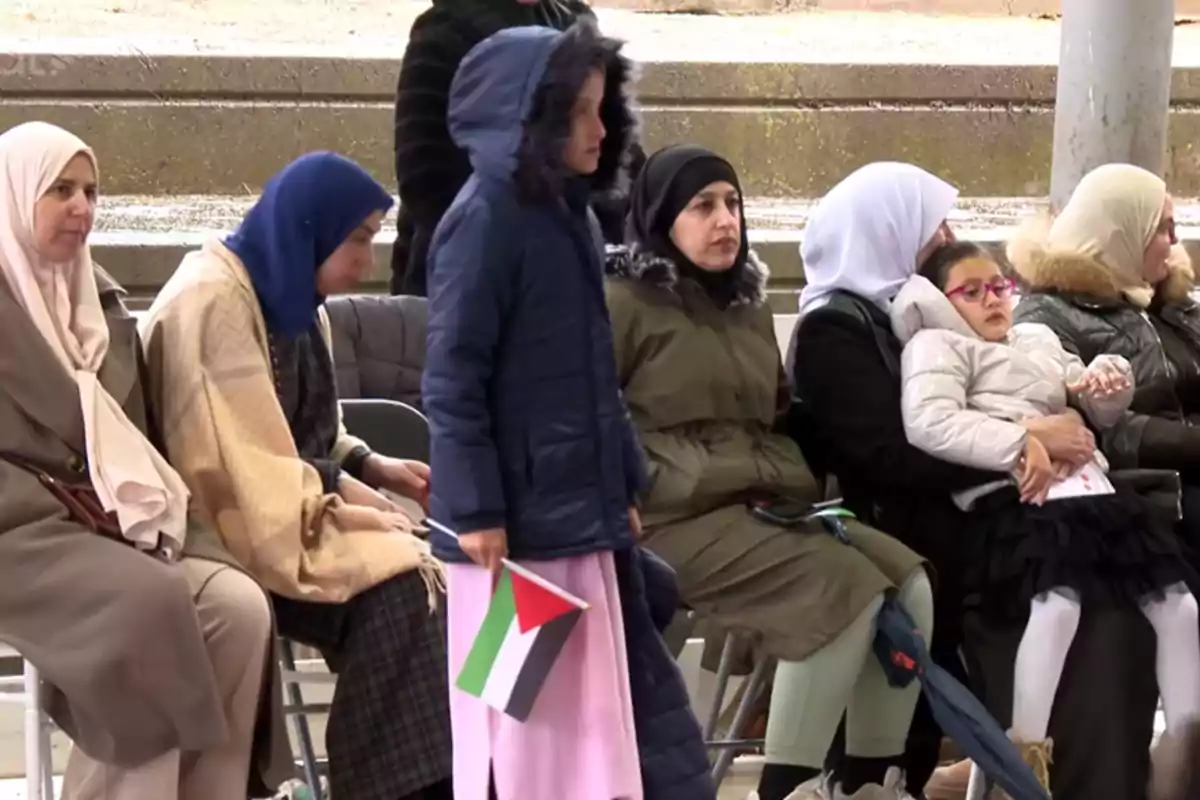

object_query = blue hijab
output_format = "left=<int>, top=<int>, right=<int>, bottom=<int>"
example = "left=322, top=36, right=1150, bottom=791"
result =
left=225, top=151, right=394, bottom=338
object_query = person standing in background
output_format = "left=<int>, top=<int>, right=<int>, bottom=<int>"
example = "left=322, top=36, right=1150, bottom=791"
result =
left=391, top=0, right=642, bottom=296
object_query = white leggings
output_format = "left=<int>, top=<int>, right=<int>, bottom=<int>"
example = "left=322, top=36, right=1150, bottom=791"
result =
left=1011, top=584, right=1200, bottom=742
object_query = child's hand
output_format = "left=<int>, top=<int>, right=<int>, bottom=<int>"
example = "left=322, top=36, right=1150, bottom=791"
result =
left=1052, top=460, right=1076, bottom=481
left=460, top=528, right=508, bottom=573
left=1016, top=435, right=1056, bottom=506
left=1069, top=362, right=1131, bottom=399
left=628, top=505, right=643, bottom=538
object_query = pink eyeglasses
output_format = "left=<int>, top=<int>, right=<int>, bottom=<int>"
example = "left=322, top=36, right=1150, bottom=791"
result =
left=946, top=277, right=1016, bottom=303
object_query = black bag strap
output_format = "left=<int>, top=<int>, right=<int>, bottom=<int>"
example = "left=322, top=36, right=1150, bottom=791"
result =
left=821, top=290, right=902, bottom=378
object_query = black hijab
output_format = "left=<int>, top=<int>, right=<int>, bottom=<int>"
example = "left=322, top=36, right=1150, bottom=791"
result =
left=624, top=144, right=748, bottom=307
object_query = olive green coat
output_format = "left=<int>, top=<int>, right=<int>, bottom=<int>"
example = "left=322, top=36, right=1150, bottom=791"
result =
left=605, top=246, right=923, bottom=662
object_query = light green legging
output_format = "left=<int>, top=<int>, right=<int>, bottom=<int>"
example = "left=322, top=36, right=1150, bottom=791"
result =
left=763, top=567, right=935, bottom=767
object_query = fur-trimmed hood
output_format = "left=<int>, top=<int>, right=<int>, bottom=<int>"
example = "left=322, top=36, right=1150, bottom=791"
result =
left=604, top=244, right=771, bottom=308
left=889, top=274, right=979, bottom=345
left=1008, top=214, right=1196, bottom=308
left=447, top=19, right=637, bottom=201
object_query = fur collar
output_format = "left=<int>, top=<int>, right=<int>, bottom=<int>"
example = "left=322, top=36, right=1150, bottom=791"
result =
left=605, top=244, right=770, bottom=308
left=1008, top=216, right=1195, bottom=308
left=515, top=22, right=638, bottom=202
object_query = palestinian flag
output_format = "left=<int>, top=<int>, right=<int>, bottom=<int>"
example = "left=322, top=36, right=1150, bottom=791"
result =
left=455, top=565, right=589, bottom=722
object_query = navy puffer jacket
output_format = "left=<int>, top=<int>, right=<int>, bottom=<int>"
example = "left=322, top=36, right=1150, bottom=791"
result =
left=423, top=21, right=647, bottom=562
left=423, top=21, right=715, bottom=799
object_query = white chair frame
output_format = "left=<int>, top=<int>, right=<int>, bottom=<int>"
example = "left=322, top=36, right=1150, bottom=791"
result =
left=0, top=644, right=54, bottom=800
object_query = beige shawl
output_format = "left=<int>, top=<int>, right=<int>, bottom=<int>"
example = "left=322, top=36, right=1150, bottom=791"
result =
left=0, top=121, right=189, bottom=555
left=139, top=238, right=443, bottom=604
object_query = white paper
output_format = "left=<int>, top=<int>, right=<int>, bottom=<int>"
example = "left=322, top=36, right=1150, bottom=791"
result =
left=1045, top=461, right=1115, bottom=501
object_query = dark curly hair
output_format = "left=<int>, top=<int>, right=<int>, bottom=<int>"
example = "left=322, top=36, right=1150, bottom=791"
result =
left=514, top=19, right=638, bottom=204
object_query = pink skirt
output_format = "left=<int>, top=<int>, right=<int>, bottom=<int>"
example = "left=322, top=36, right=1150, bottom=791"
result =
left=446, top=551, right=643, bottom=800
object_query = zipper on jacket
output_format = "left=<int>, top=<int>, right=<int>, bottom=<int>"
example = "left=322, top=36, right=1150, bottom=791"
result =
left=1140, top=310, right=1189, bottom=423
left=713, top=313, right=779, bottom=488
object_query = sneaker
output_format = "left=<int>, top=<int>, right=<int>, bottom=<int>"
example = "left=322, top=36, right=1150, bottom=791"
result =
left=925, top=758, right=972, bottom=800
left=831, top=767, right=917, bottom=799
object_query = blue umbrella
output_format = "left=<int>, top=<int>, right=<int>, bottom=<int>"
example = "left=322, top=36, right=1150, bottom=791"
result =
left=872, top=598, right=1050, bottom=800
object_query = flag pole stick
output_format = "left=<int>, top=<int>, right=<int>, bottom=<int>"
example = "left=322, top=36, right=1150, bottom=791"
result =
left=425, top=518, right=590, bottom=609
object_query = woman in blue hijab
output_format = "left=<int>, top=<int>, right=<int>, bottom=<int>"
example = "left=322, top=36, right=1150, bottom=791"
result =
left=141, top=152, right=453, bottom=800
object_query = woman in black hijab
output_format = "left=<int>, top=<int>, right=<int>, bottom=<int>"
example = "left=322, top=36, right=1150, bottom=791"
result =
left=391, top=0, right=643, bottom=296
left=606, top=144, right=933, bottom=800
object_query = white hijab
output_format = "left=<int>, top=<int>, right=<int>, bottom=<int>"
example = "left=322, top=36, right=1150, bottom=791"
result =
left=798, top=162, right=960, bottom=315
left=1047, top=163, right=1165, bottom=304
left=0, top=121, right=188, bottom=555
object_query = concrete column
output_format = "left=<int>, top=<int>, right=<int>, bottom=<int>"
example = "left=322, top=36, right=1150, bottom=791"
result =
left=1049, top=0, right=1175, bottom=211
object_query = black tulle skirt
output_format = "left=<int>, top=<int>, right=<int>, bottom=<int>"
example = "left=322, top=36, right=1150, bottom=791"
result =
left=962, top=483, right=1194, bottom=625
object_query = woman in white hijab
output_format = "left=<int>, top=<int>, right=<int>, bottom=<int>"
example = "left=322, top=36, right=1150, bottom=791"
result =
left=788, top=162, right=1156, bottom=800
left=0, top=121, right=290, bottom=799
left=795, top=162, right=958, bottom=318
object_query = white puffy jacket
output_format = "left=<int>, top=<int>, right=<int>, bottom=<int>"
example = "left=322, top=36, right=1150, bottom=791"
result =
left=890, top=275, right=1133, bottom=480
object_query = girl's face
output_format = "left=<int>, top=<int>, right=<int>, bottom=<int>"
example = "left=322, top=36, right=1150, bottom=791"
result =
left=1143, top=194, right=1177, bottom=285
left=562, top=68, right=606, bottom=175
left=34, top=153, right=96, bottom=264
left=669, top=180, right=741, bottom=272
left=943, top=254, right=1015, bottom=342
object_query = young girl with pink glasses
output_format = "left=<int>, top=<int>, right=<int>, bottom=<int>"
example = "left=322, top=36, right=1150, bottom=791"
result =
left=889, top=240, right=1200, bottom=793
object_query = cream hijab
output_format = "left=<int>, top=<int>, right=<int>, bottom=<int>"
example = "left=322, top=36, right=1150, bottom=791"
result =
left=1047, top=163, right=1166, bottom=307
left=799, top=162, right=959, bottom=315
left=0, top=121, right=188, bottom=556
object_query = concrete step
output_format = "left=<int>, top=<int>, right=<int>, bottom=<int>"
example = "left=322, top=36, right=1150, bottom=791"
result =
left=89, top=194, right=1200, bottom=312
left=7, top=6, right=1200, bottom=198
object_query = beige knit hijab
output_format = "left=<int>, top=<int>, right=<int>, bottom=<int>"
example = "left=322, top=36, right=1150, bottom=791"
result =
left=0, top=121, right=189, bottom=555
left=1048, top=163, right=1167, bottom=308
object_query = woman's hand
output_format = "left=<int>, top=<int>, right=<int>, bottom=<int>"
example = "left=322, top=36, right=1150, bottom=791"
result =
left=1020, top=412, right=1095, bottom=467
left=338, top=473, right=399, bottom=512
left=460, top=528, right=508, bottom=573
left=1016, top=435, right=1056, bottom=506
left=362, top=455, right=430, bottom=510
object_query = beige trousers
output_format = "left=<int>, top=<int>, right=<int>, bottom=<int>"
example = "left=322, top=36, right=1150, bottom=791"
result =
left=61, top=558, right=272, bottom=800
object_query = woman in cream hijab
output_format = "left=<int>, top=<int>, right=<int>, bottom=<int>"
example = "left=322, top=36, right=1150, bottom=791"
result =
left=1011, top=164, right=1200, bottom=552
left=0, top=121, right=289, bottom=799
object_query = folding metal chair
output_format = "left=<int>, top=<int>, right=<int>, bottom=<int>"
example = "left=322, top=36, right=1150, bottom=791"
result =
left=340, top=398, right=430, bottom=463
left=279, top=639, right=335, bottom=800
left=0, top=644, right=54, bottom=800
left=703, top=633, right=772, bottom=787
left=665, top=610, right=771, bottom=788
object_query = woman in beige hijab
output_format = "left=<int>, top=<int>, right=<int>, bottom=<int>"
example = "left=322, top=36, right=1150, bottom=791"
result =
left=0, top=121, right=290, bottom=799
left=1010, top=164, right=1200, bottom=554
